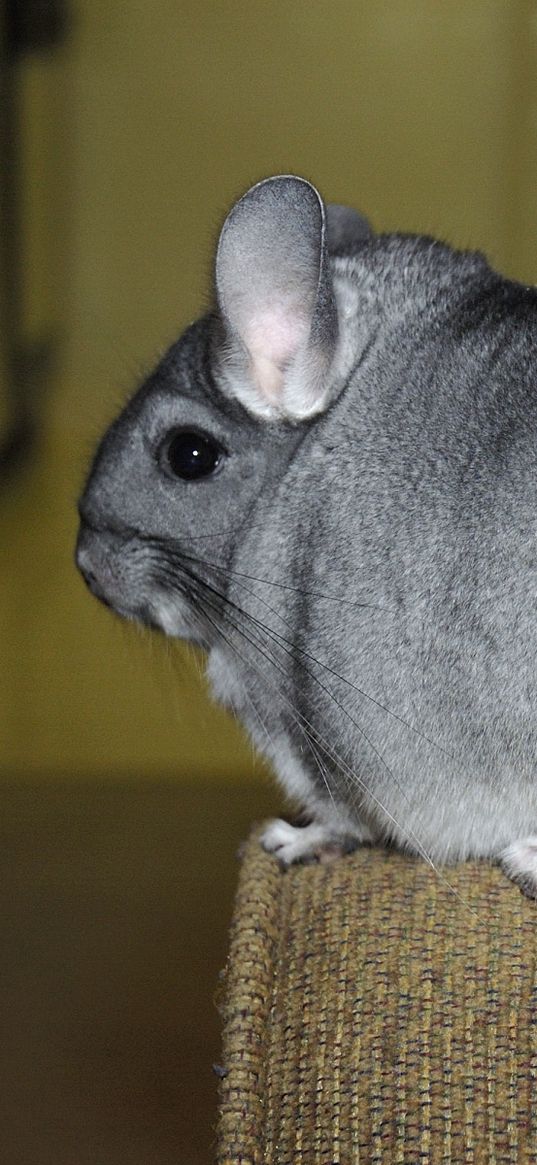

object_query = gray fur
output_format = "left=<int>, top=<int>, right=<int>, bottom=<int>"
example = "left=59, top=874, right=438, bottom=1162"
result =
left=77, top=175, right=537, bottom=895
left=325, top=202, right=372, bottom=253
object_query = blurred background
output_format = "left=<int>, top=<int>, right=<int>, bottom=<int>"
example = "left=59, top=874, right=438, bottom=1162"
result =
left=2, top=1, right=537, bottom=1161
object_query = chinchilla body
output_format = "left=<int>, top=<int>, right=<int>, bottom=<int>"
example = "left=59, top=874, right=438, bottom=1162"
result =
left=77, top=175, right=537, bottom=888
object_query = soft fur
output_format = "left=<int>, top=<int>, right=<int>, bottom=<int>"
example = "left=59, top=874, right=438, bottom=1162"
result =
left=77, top=175, right=537, bottom=894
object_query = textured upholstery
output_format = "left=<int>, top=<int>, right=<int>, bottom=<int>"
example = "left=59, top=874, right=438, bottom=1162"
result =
left=217, top=836, right=537, bottom=1163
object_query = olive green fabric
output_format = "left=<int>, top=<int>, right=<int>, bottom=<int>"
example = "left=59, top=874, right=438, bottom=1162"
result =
left=217, top=838, right=537, bottom=1163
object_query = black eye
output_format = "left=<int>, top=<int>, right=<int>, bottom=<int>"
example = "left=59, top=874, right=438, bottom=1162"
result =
left=163, top=429, right=223, bottom=481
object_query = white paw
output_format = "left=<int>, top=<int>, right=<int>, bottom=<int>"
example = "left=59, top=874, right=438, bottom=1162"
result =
left=499, top=835, right=537, bottom=898
left=260, top=818, right=353, bottom=867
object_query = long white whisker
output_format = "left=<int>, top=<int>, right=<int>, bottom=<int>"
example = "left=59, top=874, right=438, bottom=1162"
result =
left=154, top=554, right=480, bottom=921
left=195, top=576, right=437, bottom=860
left=177, top=547, right=455, bottom=763
left=194, top=588, right=338, bottom=810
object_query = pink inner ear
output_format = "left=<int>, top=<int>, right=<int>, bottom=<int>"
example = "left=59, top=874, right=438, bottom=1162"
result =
left=246, top=303, right=309, bottom=369
left=244, top=303, right=309, bottom=402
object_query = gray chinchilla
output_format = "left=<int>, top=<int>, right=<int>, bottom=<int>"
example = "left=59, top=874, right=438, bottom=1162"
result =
left=76, top=174, right=537, bottom=896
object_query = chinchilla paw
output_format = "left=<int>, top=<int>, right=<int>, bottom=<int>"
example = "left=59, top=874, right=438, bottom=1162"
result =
left=499, top=835, right=537, bottom=898
left=260, top=818, right=354, bottom=866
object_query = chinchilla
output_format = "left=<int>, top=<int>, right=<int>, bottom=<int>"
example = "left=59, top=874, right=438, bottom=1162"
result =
left=77, top=174, right=537, bottom=896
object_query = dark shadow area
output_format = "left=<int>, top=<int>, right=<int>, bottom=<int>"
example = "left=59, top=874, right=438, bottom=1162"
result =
left=0, top=1, right=68, bottom=480
left=0, top=777, right=279, bottom=1164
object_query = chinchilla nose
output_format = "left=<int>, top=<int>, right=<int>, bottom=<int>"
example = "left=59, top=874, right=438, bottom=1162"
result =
left=76, top=528, right=110, bottom=604
left=75, top=524, right=124, bottom=608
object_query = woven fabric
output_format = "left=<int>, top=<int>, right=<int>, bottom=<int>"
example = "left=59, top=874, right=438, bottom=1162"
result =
left=216, top=837, right=537, bottom=1164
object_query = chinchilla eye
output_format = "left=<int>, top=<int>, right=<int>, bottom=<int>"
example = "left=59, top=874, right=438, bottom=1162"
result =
left=163, top=429, right=224, bottom=480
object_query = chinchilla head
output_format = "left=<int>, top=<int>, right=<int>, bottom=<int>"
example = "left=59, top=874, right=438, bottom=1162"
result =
left=76, top=175, right=374, bottom=640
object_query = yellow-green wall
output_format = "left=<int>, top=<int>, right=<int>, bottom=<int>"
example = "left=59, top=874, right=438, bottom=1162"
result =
left=3, top=0, right=537, bottom=778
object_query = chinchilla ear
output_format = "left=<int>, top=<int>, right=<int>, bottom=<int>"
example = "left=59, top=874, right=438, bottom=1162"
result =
left=325, top=203, right=372, bottom=253
left=215, top=175, right=339, bottom=421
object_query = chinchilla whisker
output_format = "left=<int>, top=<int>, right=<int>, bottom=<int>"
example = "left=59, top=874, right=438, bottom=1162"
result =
left=165, top=554, right=429, bottom=826
left=210, top=626, right=275, bottom=761
left=299, top=726, right=352, bottom=819
left=195, top=577, right=473, bottom=893
left=175, top=546, right=456, bottom=765
left=198, top=588, right=479, bottom=916
left=123, top=502, right=476, bottom=911
left=194, top=588, right=340, bottom=810
left=223, top=602, right=435, bottom=857
left=136, top=561, right=481, bottom=916
left=156, top=552, right=427, bottom=834
left=180, top=548, right=386, bottom=613
left=204, top=590, right=453, bottom=884
left=251, top=601, right=456, bottom=763
left=194, top=580, right=367, bottom=815
left=192, top=572, right=439, bottom=863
